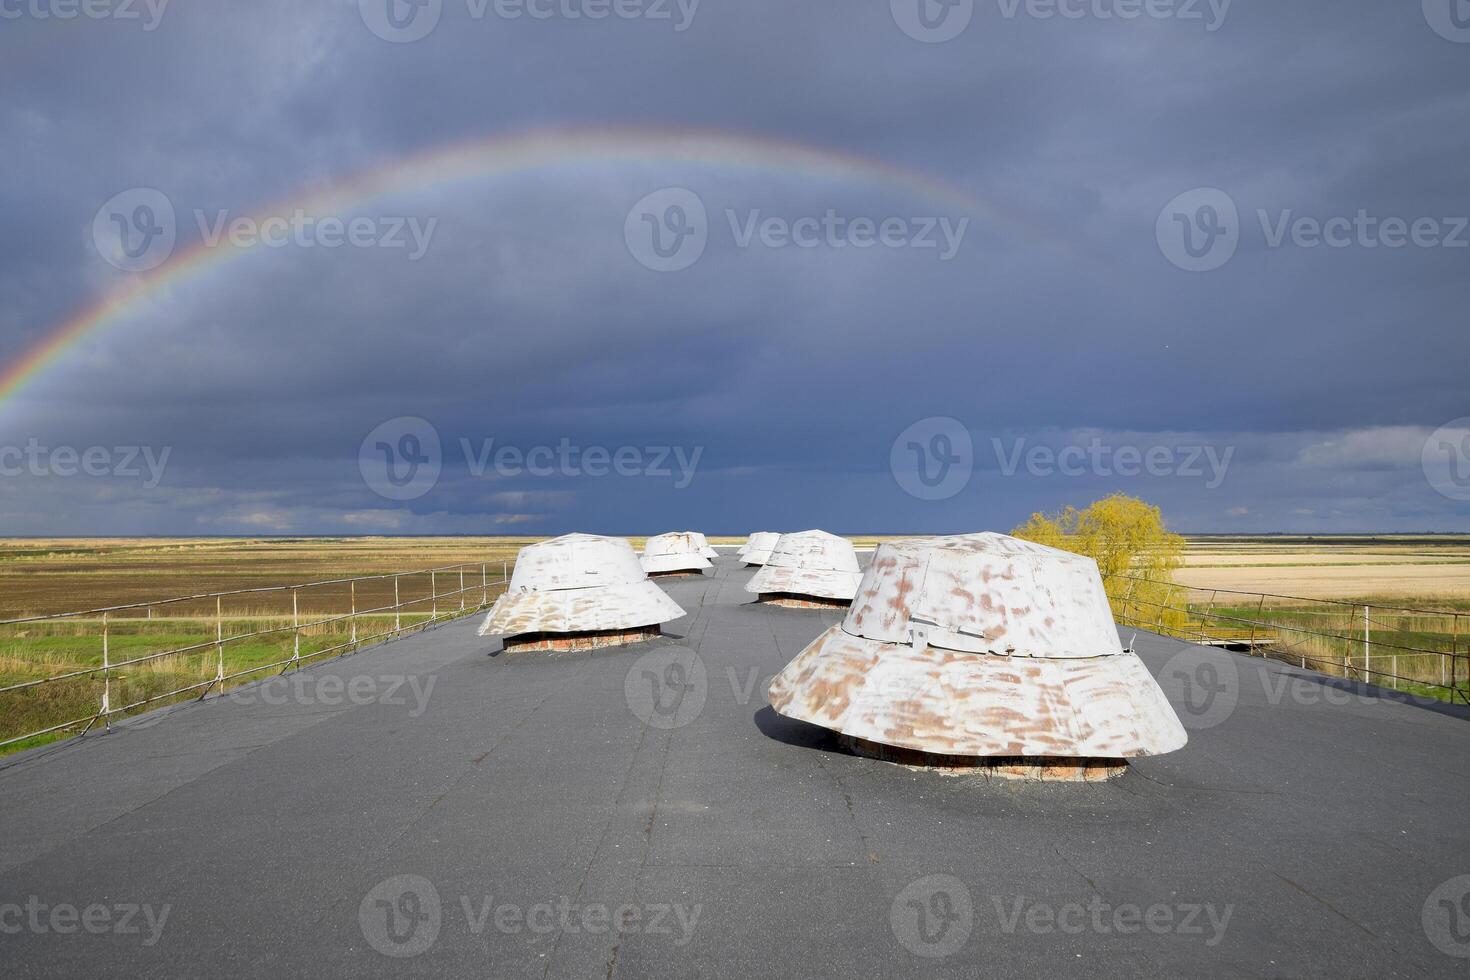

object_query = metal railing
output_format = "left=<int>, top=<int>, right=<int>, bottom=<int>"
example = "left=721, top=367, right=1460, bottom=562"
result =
left=0, top=560, right=510, bottom=751
left=1104, top=574, right=1470, bottom=703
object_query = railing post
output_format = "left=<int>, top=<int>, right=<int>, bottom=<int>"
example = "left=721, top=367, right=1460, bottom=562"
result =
left=1248, top=594, right=1266, bottom=656
left=394, top=575, right=401, bottom=634
left=481, top=563, right=488, bottom=606
left=1120, top=575, right=1139, bottom=627
left=214, top=595, right=224, bottom=694
left=459, top=567, right=466, bottom=612
left=350, top=579, right=358, bottom=645
left=1450, top=612, right=1460, bottom=693
left=1200, top=589, right=1218, bottom=645
left=101, top=611, right=111, bottom=732
left=1363, top=605, right=1370, bottom=678
left=432, top=571, right=438, bottom=620
left=1456, top=612, right=1466, bottom=701
left=1153, top=582, right=1175, bottom=633
left=289, top=588, right=300, bottom=672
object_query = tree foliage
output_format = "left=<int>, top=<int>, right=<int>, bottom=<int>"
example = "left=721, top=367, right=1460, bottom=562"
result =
left=1011, top=494, right=1186, bottom=631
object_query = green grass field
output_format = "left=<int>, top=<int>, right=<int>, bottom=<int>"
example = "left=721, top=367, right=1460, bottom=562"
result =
left=0, top=539, right=520, bottom=754
left=0, top=609, right=483, bottom=753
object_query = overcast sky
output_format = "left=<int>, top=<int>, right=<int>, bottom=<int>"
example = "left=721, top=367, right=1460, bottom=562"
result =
left=1, top=0, right=1467, bottom=536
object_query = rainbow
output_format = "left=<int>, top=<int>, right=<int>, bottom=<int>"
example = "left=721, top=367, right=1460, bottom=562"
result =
left=1, top=125, right=1034, bottom=408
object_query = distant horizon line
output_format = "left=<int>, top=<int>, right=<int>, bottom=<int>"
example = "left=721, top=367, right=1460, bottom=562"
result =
left=2, top=531, right=1468, bottom=540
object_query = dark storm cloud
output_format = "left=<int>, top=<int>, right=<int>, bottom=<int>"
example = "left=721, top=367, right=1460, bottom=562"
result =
left=0, top=0, right=1466, bottom=534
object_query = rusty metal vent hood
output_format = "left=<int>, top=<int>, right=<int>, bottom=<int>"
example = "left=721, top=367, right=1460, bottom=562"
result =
left=767, top=532, right=1187, bottom=760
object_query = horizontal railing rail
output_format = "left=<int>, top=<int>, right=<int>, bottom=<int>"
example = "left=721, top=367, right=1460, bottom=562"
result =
left=0, top=560, right=510, bottom=752
left=1104, top=574, right=1469, bottom=704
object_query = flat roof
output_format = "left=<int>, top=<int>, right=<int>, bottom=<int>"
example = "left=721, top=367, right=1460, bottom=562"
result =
left=2, top=559, right=1468, bottom=978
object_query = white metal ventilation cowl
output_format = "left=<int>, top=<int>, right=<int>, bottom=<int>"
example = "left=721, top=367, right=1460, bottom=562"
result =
left=739, top=531, right=781, bottom=565
left=745, top=530, right=862, bottom=601
left=640, top=531, right=714, bottom=574
left=767, top=532, right=1188, bottom=759
left=478, top=533, right=685, bottom=638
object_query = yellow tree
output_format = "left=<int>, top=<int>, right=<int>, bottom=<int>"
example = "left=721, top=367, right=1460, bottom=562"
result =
left=1012, top=494, right=1186, bottom=633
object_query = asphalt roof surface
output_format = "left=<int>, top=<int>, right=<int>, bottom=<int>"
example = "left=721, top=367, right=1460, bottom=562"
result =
left=3, top=553, right=1469, bottom=978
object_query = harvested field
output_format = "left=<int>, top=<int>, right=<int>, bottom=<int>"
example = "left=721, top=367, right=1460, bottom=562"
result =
left=1178, top=535, right=1470, bottom=606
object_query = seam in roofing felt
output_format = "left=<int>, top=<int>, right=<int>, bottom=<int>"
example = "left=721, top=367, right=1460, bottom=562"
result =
left=541, top=670, right=671, bottom=979
left=814, top=752, right=876, bottom=859
left=539, top=733, right=646, bottom=978
left=637, top=862, right=875, bottom=871
left=661, top=564, right=721, bottom=650
left=1051, top=843, right=1102, bottom=898
left=1273, top=874, right=1383, bottom=942
left=639, top=717, right=680, bottom=868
